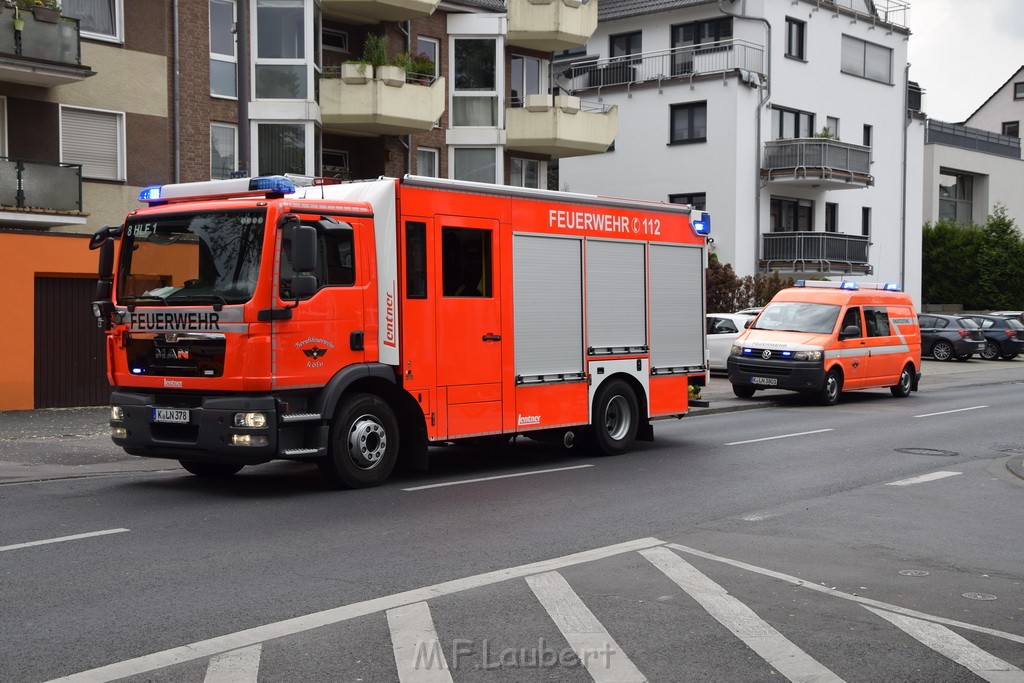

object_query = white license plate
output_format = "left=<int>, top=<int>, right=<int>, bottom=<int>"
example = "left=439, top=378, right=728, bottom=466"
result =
left=751, top=377, right=778, bottom=386
left=153, top=408, right=190, bottom=424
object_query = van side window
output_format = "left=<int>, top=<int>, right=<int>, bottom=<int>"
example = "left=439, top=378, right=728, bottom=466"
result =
left=864, top=307, right=890, bottom=337
left=840, top=307, right=862, bottom=337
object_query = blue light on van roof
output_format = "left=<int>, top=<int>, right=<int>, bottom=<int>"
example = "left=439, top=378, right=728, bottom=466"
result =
left=138, top=186, right=162, bottom=202
left=840, top=281, right=859, bottom=290
left=883, top=282, right=902, bottom=291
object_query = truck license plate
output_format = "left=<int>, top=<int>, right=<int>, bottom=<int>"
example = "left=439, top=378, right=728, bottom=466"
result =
left=752, top=377, right=778, bottom=386
left=153, top=408, right=190, bottom=424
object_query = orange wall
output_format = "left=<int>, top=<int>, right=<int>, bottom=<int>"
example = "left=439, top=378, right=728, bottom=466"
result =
left=0, top=232, right=99, bottom=411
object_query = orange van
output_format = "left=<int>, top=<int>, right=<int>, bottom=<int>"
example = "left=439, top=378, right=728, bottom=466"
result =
left=726, top=281, right=921, bottom=405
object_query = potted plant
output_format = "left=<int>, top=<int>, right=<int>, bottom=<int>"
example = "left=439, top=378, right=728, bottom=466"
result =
left=340, top=60, right=371, bottom=84
left=24, top=0, right=60, bottom=23
left=408, top=52, right=435, bottom=84
left=12, top=5, right=25, bottom=31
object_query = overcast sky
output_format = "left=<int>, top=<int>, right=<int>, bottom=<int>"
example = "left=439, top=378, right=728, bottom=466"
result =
left=906, top=0, right=1024, bottom=123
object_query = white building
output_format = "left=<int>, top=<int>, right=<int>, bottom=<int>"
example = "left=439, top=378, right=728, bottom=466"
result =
left=557, top=0, right=924, bottom=304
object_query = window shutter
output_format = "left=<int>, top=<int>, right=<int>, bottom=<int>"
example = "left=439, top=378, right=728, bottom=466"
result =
left=61, top=108, right=121, bottom=180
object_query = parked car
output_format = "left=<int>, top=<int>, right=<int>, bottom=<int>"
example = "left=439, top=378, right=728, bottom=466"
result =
left=734, top=306, right=764, bottom=317
left=917, top=314, right=986, bottom=361
left=989, top=310, right=1024, bottom=323
left=963, top=314, right=1024, bottom=360
left=706, top=313, right=754, bottom=371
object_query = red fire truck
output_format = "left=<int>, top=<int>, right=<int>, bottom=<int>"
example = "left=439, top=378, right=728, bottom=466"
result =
left=90, top=175, right=711, bottom=487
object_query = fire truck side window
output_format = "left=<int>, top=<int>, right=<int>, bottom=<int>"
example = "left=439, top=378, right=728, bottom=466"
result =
left=280, top=223, right=355, bottom=299
left=442, top=227, right=492, bottom=298
left=406, top=221, right=427, bottom=299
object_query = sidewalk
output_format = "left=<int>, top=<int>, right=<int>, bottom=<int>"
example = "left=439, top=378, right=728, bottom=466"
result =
left=2, top=359, right=1022, bottom=483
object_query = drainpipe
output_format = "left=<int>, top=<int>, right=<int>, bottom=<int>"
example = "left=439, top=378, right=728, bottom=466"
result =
left=173, top=0, right=180, bottom=181
left=719, top=0, right=770, bottom=274
left=900, top=62, right=909, bottom=291
left=236, top=0, right=250, bottom=175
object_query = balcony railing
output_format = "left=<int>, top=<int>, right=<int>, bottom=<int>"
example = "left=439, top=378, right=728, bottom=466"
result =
left=319, top=67, right=446, bottom=136
left=830, top=0, right=909, bottom=30
left=0, top=8, right=93, bottom=86
left=762, top=138, right=873, bottom=188
left=925, top=119, right=1022, bottom=160
left=0, top=157, right=83, bottom=214
left=505, top=94, right=617, bottom=158
left=761, top=231, right=871, bottom=274
left=557, top=40, right=764, bottom=94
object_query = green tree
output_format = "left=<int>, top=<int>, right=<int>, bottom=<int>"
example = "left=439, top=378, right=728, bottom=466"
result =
left=706, top=253, right=793, bottom=312
left=921, top=218, right=984, bottom=308
left=976, top=206, right=1024, bottom=310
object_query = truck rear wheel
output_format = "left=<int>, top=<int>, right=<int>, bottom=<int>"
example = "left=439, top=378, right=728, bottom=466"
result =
left=591, top=379, right=639, bottom=456
left=179, top=461, right=243, bottom=477
left=319, top=393, right=399, bottom=488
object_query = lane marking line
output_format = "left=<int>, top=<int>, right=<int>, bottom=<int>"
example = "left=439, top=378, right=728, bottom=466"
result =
left=387, top=602, right=453, bottom=683
left=48, top=537, right=665, bottom=682
left=864, top=608, right=1024, bottom=683
left=526, top=572, right=647, bottom=683
left=725, top=429, right=833, bottom=446
left=0, top=528, right=130, bottom=553
left=666, top=543, right=1024, bottom=645
left=402, top=464, right=593, bottom=491
left=642, top=547, right=844, bottom=683
left=203, top=645, right=261, bottom=683
left=885, top=471, right=962, bottom=487
left=914, top=405, right=988, bottom=418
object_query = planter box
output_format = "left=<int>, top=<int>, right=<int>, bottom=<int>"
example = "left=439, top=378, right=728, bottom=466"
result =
left=340, top=63, right=370, bottom=84
left=377, top=65, right=406, bottom=87
left=32, top=6, right=60, bottom=23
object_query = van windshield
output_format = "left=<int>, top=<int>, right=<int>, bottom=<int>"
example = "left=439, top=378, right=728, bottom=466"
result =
left=752, top=302, right=841, bottom=334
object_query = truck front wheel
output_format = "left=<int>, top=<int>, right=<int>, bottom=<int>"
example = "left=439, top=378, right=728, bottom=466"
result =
left=320, top=393, right=400, bottom=488
left=591, top=379, right=639, bottom=456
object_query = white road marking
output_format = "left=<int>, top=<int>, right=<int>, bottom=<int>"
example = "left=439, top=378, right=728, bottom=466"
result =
left=667, top=543, right=1024, bottom=645
left=526, top=572, right=647, bottom=683
left=402, top=464, right=593, bottom=491
left=885, top=471, right=962, bottom=486
left=387, top=602, right=453, bottom=683
left=865, top=607, right=1024, bottom=683
left=0, top=528, right=129, bottom=553
left=48, top=537, right=664, bottom=682
left=915, top=405, right=988, bottom=418
left=725, top=429, right=833, bottom=446
left=203, top=645, right=261, bottom=683
left=641, top=547, right=844, bottom=683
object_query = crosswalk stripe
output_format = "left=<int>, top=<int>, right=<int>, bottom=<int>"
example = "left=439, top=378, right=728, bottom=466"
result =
left=865, top=607, right=1024, bottom=683
left=526, top=572, right=647, bottom=683
left=203, top=645, right=261, bottom=683
left=387, top=602, right=454, bottom=683
left=641, top=547, right=845, bottom=683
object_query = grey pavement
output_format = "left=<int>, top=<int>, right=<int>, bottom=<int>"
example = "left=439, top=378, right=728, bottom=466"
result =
left=2, top=357, right=1022, bottom=484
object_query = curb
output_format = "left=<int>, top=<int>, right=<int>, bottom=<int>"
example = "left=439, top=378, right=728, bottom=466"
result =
left=1007, top=455, right=1024, bottom=482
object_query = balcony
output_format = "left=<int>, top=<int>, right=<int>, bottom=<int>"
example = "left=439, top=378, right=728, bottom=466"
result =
left=0, top=157, right=87, bottom=227
left=505, top=95, right=617, bottom=158
left=761, top=139, right=873, bottom=189
left=557, top=40, right=764, bottom=94
left=320, top=67, right=446, bottom=136
left=925, top=119, right=1021, bottom=159
left=761, top=232, right=871, bottom=275
left=319, top=0, right=440, bottom=24
left=507, top=0, right=597, bottom=52
left=0, top=7, right=95, bottom=86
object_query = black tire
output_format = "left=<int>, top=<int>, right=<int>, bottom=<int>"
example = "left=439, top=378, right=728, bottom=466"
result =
left=732, top=383, right=757, bottom=399
left=179, top=461, right=243, bottom=477
left=890, top=364, right=914, bottom=398
left=954, top=353, right=973, bottom=361
left=1002, top=353, right=1019, bottom=361
left=980, top=341, right=1000, bottom=360
left=817, top=369, right=842, bottom=406
left=319, top=393, right=399, bottom=488
left=590, top=378, right=639, bottom=456
left=931, top=341, right=954, bottom=361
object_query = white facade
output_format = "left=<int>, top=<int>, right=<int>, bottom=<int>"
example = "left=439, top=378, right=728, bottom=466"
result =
left=558, top=0, right=924, bottom=305
left=964, top=65, right=1024, bottom=137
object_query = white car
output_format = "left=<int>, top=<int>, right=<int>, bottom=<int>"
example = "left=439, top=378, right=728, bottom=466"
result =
left=706, top=312, right=755, bottom=372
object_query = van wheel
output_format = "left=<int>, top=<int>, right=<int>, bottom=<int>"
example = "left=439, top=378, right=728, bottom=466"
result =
left=980, top=341, right=1000, bottom=360
left=890, top=364, right=914, bottom=398
left=319, top=394, right=399, bottom=488
left=818, top=369, right=842, bottom=406
left=732, top=384, right=756, bottom=399
left=931, top=341, right=953, bottom=361
left=591, top=379, right=639, bottom=456
left=179, top=461, right=243, bottom=477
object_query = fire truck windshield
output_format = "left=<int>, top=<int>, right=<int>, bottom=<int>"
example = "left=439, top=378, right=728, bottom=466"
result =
left=117, top=210, right=266, bottom=306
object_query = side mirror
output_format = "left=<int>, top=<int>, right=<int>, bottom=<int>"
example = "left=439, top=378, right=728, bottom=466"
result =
left=839, top=325, right=861, bottom=340
left=290, top=225, right=318, bottom=274
left=291, top=274, right=318, bottom=299
left=97, top=240, right=114, bottom=279
left=744, top=319, right=753, bottom=329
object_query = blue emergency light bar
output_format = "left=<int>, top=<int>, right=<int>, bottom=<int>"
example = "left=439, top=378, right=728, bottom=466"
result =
left=689, top=209, right=711, bottom=235
left=794, top=280, right=902, bottom=292
left=138, top=175, right=296, bottom=204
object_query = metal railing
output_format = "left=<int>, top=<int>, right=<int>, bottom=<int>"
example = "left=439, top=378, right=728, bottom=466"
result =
left=557, top=39, right=764, bottom=93
left=320, top=66, right=438, bottom=86
left=0, top=8, right=83, bottom=65
left=0, top=157, right=83, bottom=212
left=763, top=138, right=872, bottom=177
left=925, top=119, right=1021, bottom=160
left=507, top=96, right=612, bottom=113
left=828, top=0, right=909, bottom=30
left=762, top=232, right=870, bottom=271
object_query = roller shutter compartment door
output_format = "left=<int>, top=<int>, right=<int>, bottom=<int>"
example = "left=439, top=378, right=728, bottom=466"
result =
left=585, top=239, right=647, bottom=353
left=649, top=243, right=704, bottom=370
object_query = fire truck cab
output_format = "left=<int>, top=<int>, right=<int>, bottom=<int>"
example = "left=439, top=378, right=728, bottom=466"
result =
left=91, top=175, right=710, bottom=487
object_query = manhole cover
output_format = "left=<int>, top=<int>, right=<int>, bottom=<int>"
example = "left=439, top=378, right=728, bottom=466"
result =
left=894, top=448, right=959, bottom=457
left=962, top=592, right=997, bottom=601
left=899, top=570, right=930, bottom=577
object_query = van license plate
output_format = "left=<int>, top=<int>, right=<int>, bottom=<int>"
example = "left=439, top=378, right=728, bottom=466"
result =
left=752, top=377, right=778, bottom=386
left=153, top=408, right=189, bottom=424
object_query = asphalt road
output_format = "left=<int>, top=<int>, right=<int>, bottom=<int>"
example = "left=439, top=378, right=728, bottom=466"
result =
left=1, top=359, right=1023, bottom=682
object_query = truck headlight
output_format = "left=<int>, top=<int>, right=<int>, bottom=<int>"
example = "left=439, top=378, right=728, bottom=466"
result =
left=792, top=350, right=823, bottom=361
left=233, top=412, right=268, bottom=428
left=111, top=406, right=124, bottom=421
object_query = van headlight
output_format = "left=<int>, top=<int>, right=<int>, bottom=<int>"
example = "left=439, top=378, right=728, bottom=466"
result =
left=730, top=344, right=744, bottom=356
left=792, top=350, right=823, bottom=361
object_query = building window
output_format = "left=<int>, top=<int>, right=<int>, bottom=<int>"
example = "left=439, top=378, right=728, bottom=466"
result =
left=785, top=18, right=805, bottom=60
left=210, top=123, right=237, bottom=180
left=257, top=123, right=305, bottom=175
left=255, top=0, right=307, bottom=99
left=670, top=18, right=732, bottom=74
left=209, top=0, right=236, bottom=98
left=453, top=147, right=497, bottom=183
left=60, top=106, right=124, bottom=181
left=669, top=193, right=706, bottom=210
left=826, top=116, right=840, bottom=139
left=1015, top=82, right=1024, bottom=99
left=770, top=105, right=814, bottom=139
left=417, top=37, right=439, bottom=77
left=609, top=31, right=642, bottom=59
left=669, top=102, right=707, bottom=144
left=861, top=206, right=871, bottom=236
left=452, top=38, right=498, bottom=126
left=938, top=170, right=973, bottom=223
left=510, top=158, right=541, bottom=188
left=841, top=35, right=892, bottom=84
left=1002, top=121, right=1020, bottom=138
left=62, top=0, right=121, bottom=42
left=417, top=148, right=438, bottom=177
left=322, top=148, right=350, bottom=178
left=510, top=55, right=543, bottom=107
left=825, top=202, right=838, bottom=232
left=863, top=124, right=872, bottom=147
left=321, top=29, right=350, bottom=70
left=770, top=197, right=813, bottom=232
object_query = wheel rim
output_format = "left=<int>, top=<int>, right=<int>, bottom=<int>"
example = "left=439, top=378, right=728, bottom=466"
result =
left=603, top=395, right=632, bottom=441
left=900, top=369, right=911, bottom=392
left=347, top=414, right=387, bottom=470
left=933, top=343, right=951, bottom=360
left=982, top=342, right=998, bottom=360
left=826, top=376, right=839, bottom=401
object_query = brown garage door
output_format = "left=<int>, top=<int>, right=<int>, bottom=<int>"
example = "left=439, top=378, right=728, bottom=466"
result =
left=34, top=277, right=110, bottom=408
